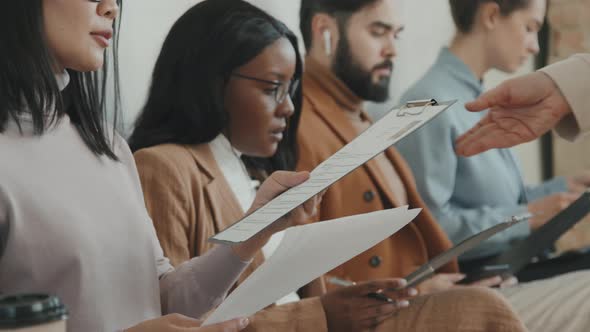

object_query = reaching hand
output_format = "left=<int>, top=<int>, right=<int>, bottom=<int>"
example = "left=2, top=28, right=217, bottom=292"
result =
left=456, top=72, right=571, bottom=157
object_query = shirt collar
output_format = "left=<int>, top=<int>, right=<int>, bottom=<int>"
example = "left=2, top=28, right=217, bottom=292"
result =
left=436, top=47, right=483, bottom=96
left=210, top=133, right=243, bottom=158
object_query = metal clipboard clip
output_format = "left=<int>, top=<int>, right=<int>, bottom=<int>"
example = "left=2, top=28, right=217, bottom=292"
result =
left=397, top=99, right=438, bottom=117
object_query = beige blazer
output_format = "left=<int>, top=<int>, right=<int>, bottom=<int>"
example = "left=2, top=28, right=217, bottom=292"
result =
left=134, top=143, right=327, bottom=332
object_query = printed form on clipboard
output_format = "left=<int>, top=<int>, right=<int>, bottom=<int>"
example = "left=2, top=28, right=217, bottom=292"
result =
left=210, top=99, right=457, bottom=244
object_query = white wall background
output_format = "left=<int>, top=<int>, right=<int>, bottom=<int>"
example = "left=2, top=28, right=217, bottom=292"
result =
left=117, top=0, right=543, bottom=184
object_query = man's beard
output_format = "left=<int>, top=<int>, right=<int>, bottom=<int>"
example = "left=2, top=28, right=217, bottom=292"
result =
left=331, top=36, right=392, bottom=102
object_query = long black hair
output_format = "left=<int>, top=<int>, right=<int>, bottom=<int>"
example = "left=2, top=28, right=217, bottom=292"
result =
left=0, top=0, right=123, bottom=160
left=128, top=0, right=303, bottom=174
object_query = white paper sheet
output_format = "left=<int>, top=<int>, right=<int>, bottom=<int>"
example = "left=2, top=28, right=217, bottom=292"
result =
left=204, top=206, right=421, bottom=325
left=211, top=101, right=454, bottom=244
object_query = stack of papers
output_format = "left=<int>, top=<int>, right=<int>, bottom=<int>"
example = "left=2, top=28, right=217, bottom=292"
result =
left=205, top=207, right=420, bottom=325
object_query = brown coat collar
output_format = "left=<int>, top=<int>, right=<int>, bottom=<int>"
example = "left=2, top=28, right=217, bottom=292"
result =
left=303, top=71, right=402, bottom=208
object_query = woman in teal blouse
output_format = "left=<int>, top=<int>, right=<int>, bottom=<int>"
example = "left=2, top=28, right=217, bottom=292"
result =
left=397, top=0, right=590, bottom=273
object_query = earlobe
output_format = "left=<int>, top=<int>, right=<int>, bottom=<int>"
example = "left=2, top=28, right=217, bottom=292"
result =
left=323, top=30, right=332, bottom=56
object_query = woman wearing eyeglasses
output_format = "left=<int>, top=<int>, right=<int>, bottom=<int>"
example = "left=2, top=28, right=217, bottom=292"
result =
left=129, top=0, right=420, bottom=331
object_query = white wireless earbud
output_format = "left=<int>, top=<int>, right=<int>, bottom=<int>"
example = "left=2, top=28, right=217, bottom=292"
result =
left=323, top=30, right=332, bottom=56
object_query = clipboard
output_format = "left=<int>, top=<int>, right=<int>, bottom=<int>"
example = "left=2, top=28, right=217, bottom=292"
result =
left=403, top=213, right=531, bottom=288
left=210, top=99, right=457, bottom=244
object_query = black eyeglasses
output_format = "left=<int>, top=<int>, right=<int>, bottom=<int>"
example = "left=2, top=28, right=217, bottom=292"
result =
left=231, top=73, right=299, bottom=104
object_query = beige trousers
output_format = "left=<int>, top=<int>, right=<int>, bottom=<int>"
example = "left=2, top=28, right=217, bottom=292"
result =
left=500, top=270, right=590, bottom=332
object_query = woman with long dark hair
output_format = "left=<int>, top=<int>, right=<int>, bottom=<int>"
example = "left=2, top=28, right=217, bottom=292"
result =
left=130, top=1, right=419, bottom=331
left=0, top=1, right=320, bottom=331
left=129, top=1, right=302, bottom=176
left=129, top=1, right=535, bottom=332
